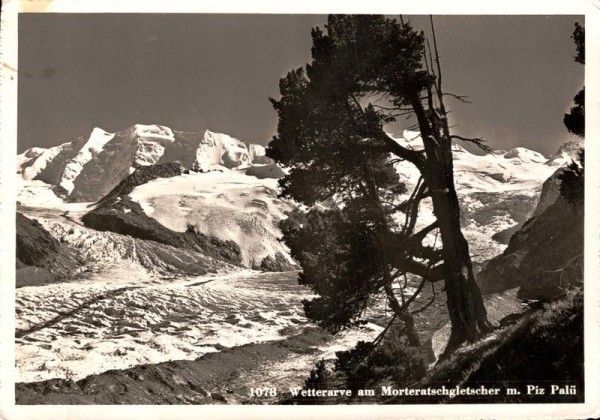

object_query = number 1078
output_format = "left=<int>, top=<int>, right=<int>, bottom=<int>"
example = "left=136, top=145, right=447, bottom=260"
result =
left=249, top=387, right=278, bottom=397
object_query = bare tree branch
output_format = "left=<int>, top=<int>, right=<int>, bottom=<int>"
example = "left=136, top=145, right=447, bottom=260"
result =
left=403, top=274, right=428, bottom=308
left=408, top=221, right=439, bottom=243
left=346, top=93, right=427, bottom=169
left=411, top=294, right=436, bottom=314
left=450, top=134, right=494, bottom=153
left=403, top=182, right=428, bottom=236
left=389, top=258, right=445, bottom=282
left=371, top=104, right=414, bottom=114
left=374, top=131, right=427, bottom=169
left=442, top=93, right=472, bottom=103
left=372, top=313, right=398, bottom=346
left=402, top=176, right=422, bottom=228
left=429, top=15, right=444, bottom=100
left=425, top=38, right=440, bottom=101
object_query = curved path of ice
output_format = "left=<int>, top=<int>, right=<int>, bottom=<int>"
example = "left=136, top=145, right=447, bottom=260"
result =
left=16, top=270, right=380, bottom=383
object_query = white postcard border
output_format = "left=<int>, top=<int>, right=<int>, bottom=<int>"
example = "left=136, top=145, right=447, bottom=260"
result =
left=1, top=1, right=598, bottom=419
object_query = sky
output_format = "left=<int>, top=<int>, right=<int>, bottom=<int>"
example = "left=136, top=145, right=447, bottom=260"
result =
left=18, top=14, right=584, bottom=156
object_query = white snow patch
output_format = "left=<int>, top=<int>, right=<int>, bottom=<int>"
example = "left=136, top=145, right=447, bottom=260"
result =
left=388, top=131, right=557, bottom=267
left=504, top=147, right=546, bottom=163
left=194, top=130, right=251, bottom=172
left=133, top=124, right=175, bottom=143
left=21, top=143, right=68, bottom=181
left=17, top=179, right=65, bottom=208
left=17, top=147, right=47, bottom=174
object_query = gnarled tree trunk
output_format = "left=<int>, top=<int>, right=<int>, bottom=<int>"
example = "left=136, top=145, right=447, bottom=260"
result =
left=425, top=146, right=492, bottom=358
left=407, top=82, right=493, bottom=357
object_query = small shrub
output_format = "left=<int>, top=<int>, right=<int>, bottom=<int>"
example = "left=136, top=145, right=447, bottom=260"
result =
left=298, top=333, right=427, bottom=403
left=335, top=336, right=426, bottom=393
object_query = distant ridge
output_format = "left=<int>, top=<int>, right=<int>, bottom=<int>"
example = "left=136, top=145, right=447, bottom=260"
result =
left=17, top=124, right=272, bottom=202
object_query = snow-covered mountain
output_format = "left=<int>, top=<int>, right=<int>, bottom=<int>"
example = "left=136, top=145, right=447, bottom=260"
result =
left=544, top=137, right=584, bottom=166
left=390, top=131, right=565, bottom=264
left=17, top=125, right=296, bottom=282
left=77, top=161, right=296, bottom=271
left=393, top=130, right=564, bottom=188
left=17, top=125, right=572, bottom=274
left=18, top=124, right=272, bottom=202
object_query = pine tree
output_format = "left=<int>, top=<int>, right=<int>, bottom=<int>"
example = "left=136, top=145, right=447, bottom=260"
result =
left=269, top=15, right=492, bottom=357
left=560, top=22, right=585, bottom=203
left=563, top=88, right=584, bottom=138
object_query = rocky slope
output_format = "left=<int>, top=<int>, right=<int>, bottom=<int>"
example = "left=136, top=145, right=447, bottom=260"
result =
left=477, top=142, right=584, bottom=300
left=19, top=207, right=237, bottom=282
left=16, top=212, right=81, bottom=287
left=390, top=291, right=584, bottom=404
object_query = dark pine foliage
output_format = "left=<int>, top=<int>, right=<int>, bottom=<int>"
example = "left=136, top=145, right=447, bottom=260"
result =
left=291, top=336, right=426, bottom=404
left=563, top=22, right=584, bottom=139
left=271, top=15, right=424, bottom=333
left=561, top=22, right=585, bottom=204
left=563, top=88, right=584, bottom=138
left=285, top=209, right=386, bottom=332
left=572, top=22, right=585, bottom=65
left=334, top=337, right=426, bottom=394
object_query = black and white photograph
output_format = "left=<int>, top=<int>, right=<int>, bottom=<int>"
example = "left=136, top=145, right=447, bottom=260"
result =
left=1, top=1, right=599, bottom=418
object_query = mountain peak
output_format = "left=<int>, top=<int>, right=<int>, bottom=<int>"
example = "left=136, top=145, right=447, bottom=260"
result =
left=545, top=138, right=584, bottom=166
left=503, top=147, right=546, bottom=163
left=131, top=124, right=175, bottom=143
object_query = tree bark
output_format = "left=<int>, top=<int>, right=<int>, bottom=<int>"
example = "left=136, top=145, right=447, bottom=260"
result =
left=384, top=283, right=422, bottom=348
left=426, top=152, right=493, bottom=358
left=406, top=87, right=493, bottom=358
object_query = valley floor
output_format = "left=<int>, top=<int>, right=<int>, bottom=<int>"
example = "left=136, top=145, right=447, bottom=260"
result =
left=16, top=269, right=381, bottom=403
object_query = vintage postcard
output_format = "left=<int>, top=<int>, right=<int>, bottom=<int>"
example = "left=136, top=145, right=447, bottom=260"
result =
left=1, top=0, right=599, bottom=418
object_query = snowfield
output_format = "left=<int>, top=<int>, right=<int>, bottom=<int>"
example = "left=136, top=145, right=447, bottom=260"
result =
left=393, top=130, right=559, bottom=193
left=17, top=178, right=66, bottom=209
left=128, top=169, right=295, bottom=268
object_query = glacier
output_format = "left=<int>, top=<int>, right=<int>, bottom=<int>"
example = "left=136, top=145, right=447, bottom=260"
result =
left=15, top=123, right=580, bottom=388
